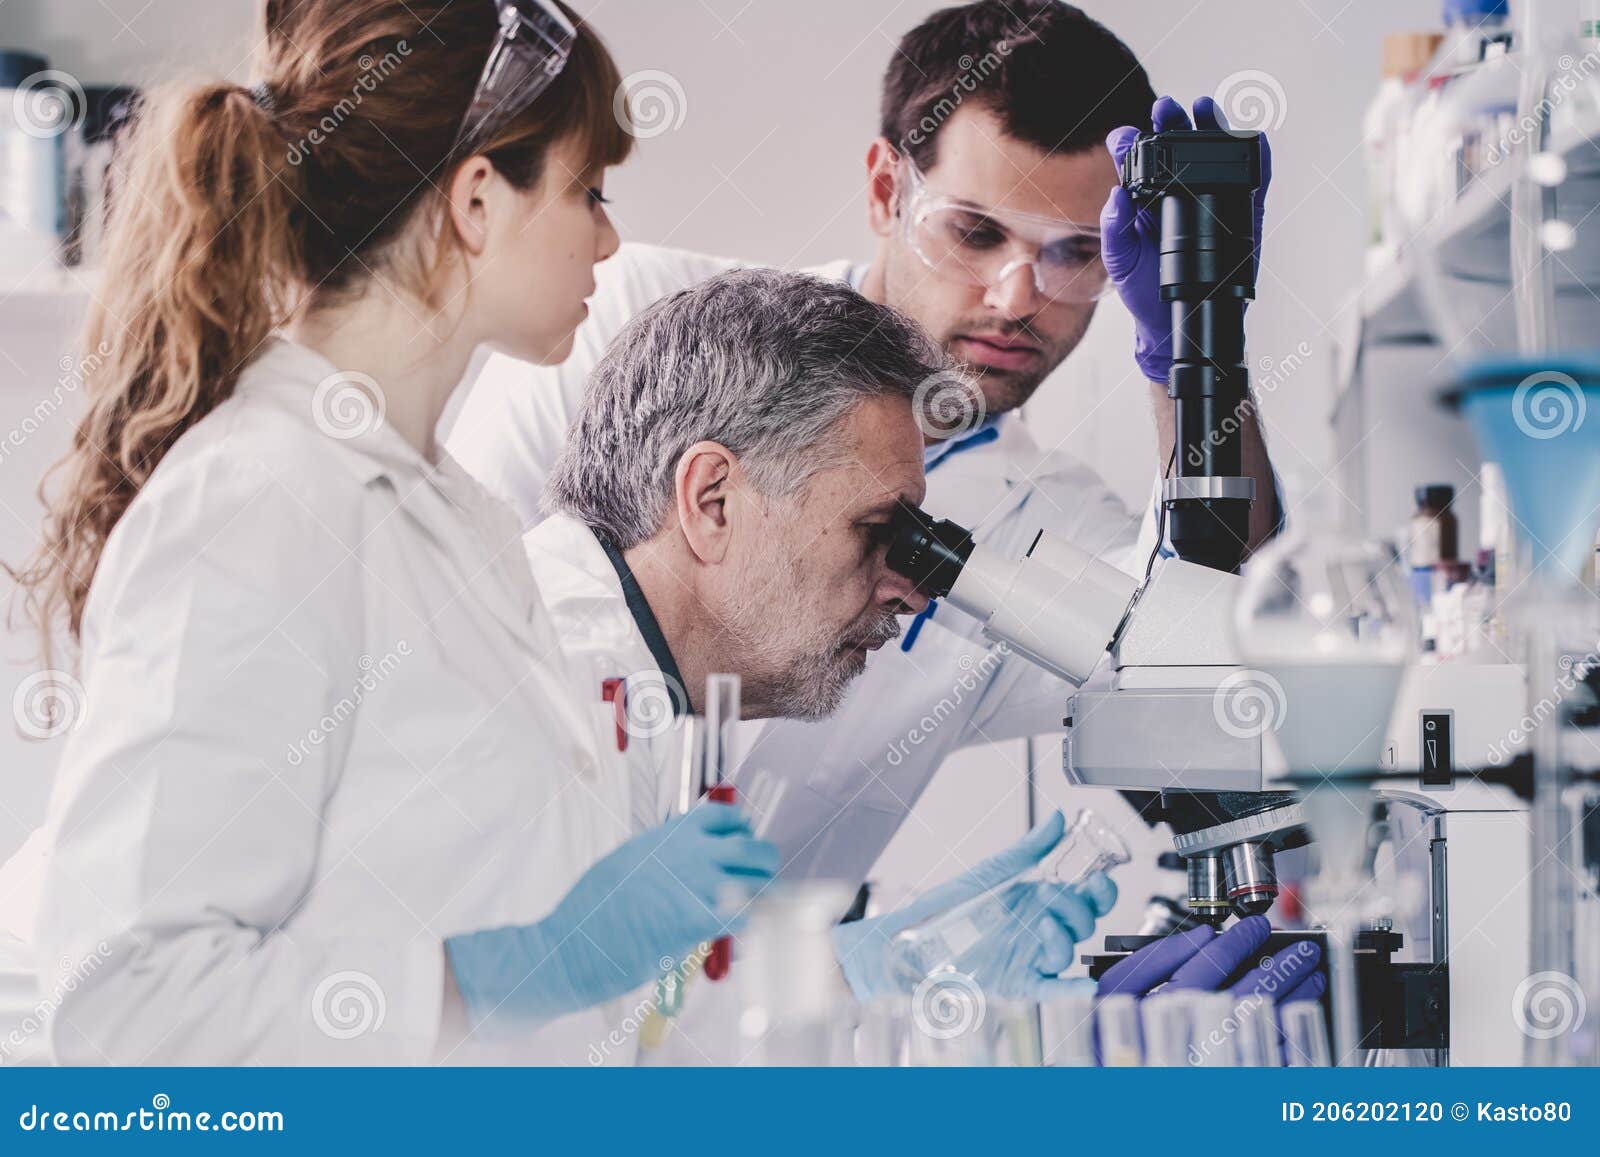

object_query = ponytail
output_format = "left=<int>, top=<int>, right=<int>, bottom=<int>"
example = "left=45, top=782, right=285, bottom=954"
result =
left=10, top=0, right=629, bottom=650
left=10, top=81, right=303, bottom=642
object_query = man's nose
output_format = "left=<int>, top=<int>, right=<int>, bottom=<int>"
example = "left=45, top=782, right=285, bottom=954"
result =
left=880, top=566, right=931, bottom=616
left=983, top=259, right=1044, bottom=318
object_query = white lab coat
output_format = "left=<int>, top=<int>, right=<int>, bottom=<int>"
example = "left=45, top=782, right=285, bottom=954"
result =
left=446, top=243, right=1155, bottom=890
left=32, top=337, right=638, bottom=1066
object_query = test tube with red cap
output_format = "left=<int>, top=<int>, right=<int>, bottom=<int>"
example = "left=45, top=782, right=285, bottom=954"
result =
left=702, top=673, right=740, bottom=981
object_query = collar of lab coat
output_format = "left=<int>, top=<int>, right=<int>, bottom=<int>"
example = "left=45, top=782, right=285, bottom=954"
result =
left=239, top=337, right=548, bottom=650
left=593, top=533, right=688, bottom=717
left=524, top=513, right=676, bottom=713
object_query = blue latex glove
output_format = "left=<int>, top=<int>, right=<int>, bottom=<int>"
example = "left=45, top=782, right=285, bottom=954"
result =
left=834, top=810, right=1118, bottom=1002
left=1096, top=914, right=1323, bottom=1004
left=445, top=803, right=778, bottom=1030
left=1100, top=95, right=1273, bottom=384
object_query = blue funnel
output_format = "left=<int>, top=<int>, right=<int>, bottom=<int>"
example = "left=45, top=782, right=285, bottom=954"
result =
left=1443, top=354, right=1600, bottom=584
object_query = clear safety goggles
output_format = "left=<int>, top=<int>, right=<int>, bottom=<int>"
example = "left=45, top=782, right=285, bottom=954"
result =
left=451, top=0, right=577, bottom=157
left=898, top=155, right=1111, bottom=304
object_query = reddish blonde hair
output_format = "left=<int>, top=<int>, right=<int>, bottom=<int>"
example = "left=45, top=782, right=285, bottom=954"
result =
left=11, top=0, right=631, bottom=643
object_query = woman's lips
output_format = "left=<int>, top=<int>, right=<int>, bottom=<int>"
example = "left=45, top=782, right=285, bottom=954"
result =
left=954, top=335, right=1040, bottom=372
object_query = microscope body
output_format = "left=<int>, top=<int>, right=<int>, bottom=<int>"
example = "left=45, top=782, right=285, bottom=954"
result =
left=887, top=126, right=1543, bottom=1061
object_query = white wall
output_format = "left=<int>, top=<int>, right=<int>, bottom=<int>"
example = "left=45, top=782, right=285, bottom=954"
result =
left=0, top=2, right=1442, bottom=914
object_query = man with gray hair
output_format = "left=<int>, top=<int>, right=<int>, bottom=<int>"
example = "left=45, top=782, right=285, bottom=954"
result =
left=541, top=266, right=937, bottom=723
left=527, top=268, right=1115, bottom=1061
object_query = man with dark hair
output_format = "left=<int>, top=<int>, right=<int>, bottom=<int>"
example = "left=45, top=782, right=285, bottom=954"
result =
left=449, top=2, right=1279, bottom=892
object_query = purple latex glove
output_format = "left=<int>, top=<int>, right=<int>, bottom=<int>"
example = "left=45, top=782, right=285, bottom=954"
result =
left=1096, top=915, right=1272, bottom=996
left=1230, top=937, right=1326, bottom=1005
left=1100, top=95, right=1274, bottom=384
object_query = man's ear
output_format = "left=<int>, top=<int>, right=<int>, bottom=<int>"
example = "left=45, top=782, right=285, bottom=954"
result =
left=674, top=441, right=737, bottom=564
left=445, top=155, right=496, bottom=256
left=865, top=137, right=901, bottom=238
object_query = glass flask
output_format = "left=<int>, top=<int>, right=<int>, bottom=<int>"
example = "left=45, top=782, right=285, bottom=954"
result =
left=886, top=810, right=1131, bottom=987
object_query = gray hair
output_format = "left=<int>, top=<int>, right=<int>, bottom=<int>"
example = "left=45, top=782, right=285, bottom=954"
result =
left=546, top=267, right=954, bottom=548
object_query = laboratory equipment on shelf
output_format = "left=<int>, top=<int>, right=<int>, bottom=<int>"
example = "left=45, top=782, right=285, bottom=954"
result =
left=885, top=810, right=1130, bottom=986
left=1364, top=32, right=1442, bottom=249
left=0, top=51, right=69, bottom=275
left=62, top=86, right=138, bottom=269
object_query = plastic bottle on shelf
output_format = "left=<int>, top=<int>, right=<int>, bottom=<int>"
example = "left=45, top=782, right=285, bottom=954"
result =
left=1365, top=32, right=1443, bottom=251
left=1396, top=0, right=1512, bottom=232
left=0, top=50, right=67, bottom=277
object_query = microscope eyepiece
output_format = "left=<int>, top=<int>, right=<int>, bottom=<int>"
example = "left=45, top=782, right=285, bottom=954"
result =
left=885, top=503, right=974, bottom=600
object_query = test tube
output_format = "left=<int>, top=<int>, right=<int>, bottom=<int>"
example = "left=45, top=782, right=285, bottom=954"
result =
left=1230, top=995, right=1282, bottom=1067
left=1187, top=993, right=1241, bottom=1067
left=702, top=674, right=741, bottom=981
left=1281, top=1002, right=1333, bottom=1067
left=1139, top=992, right=1195, bottom=1066
left=1039, top=990, right=1097, bottom=1067
left=1096, top=994, right=1143, bottom=1067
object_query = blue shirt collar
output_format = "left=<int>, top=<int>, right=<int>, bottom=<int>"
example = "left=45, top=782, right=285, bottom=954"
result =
left=923, top=414, right=1001, bottom=472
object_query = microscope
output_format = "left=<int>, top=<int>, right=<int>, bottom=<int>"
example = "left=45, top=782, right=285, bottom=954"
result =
left=886, top=128, right=1548, bottom=1061
left=890, top=126, right=1297, bottom=931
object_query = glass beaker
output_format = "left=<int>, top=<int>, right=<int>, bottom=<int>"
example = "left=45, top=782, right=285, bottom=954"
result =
left=887, top=809, right=1131, bottom=988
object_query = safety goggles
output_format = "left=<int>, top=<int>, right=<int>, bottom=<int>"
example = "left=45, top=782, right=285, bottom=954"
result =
left=898, top=155, right=1111, bottom=304
left=451, top=0, right=576, bottom=157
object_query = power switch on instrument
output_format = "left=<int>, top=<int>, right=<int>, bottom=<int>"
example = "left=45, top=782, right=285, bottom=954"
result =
left=1420, top=711, right=1454, bottom=787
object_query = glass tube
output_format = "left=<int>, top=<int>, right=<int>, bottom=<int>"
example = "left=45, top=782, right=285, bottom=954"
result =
left=1039, top=990, right=1097, bottom=1067
left=1096, top=994, right=1144, bottom=1067
left=1282, top=1002, right=1333, bottom=1067
left=1139, top=992, right=1196, bottom=1066
left=1231, top=995, right=1282, bottom=1067
left=1188, top=993, right=1242, bottom=1067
